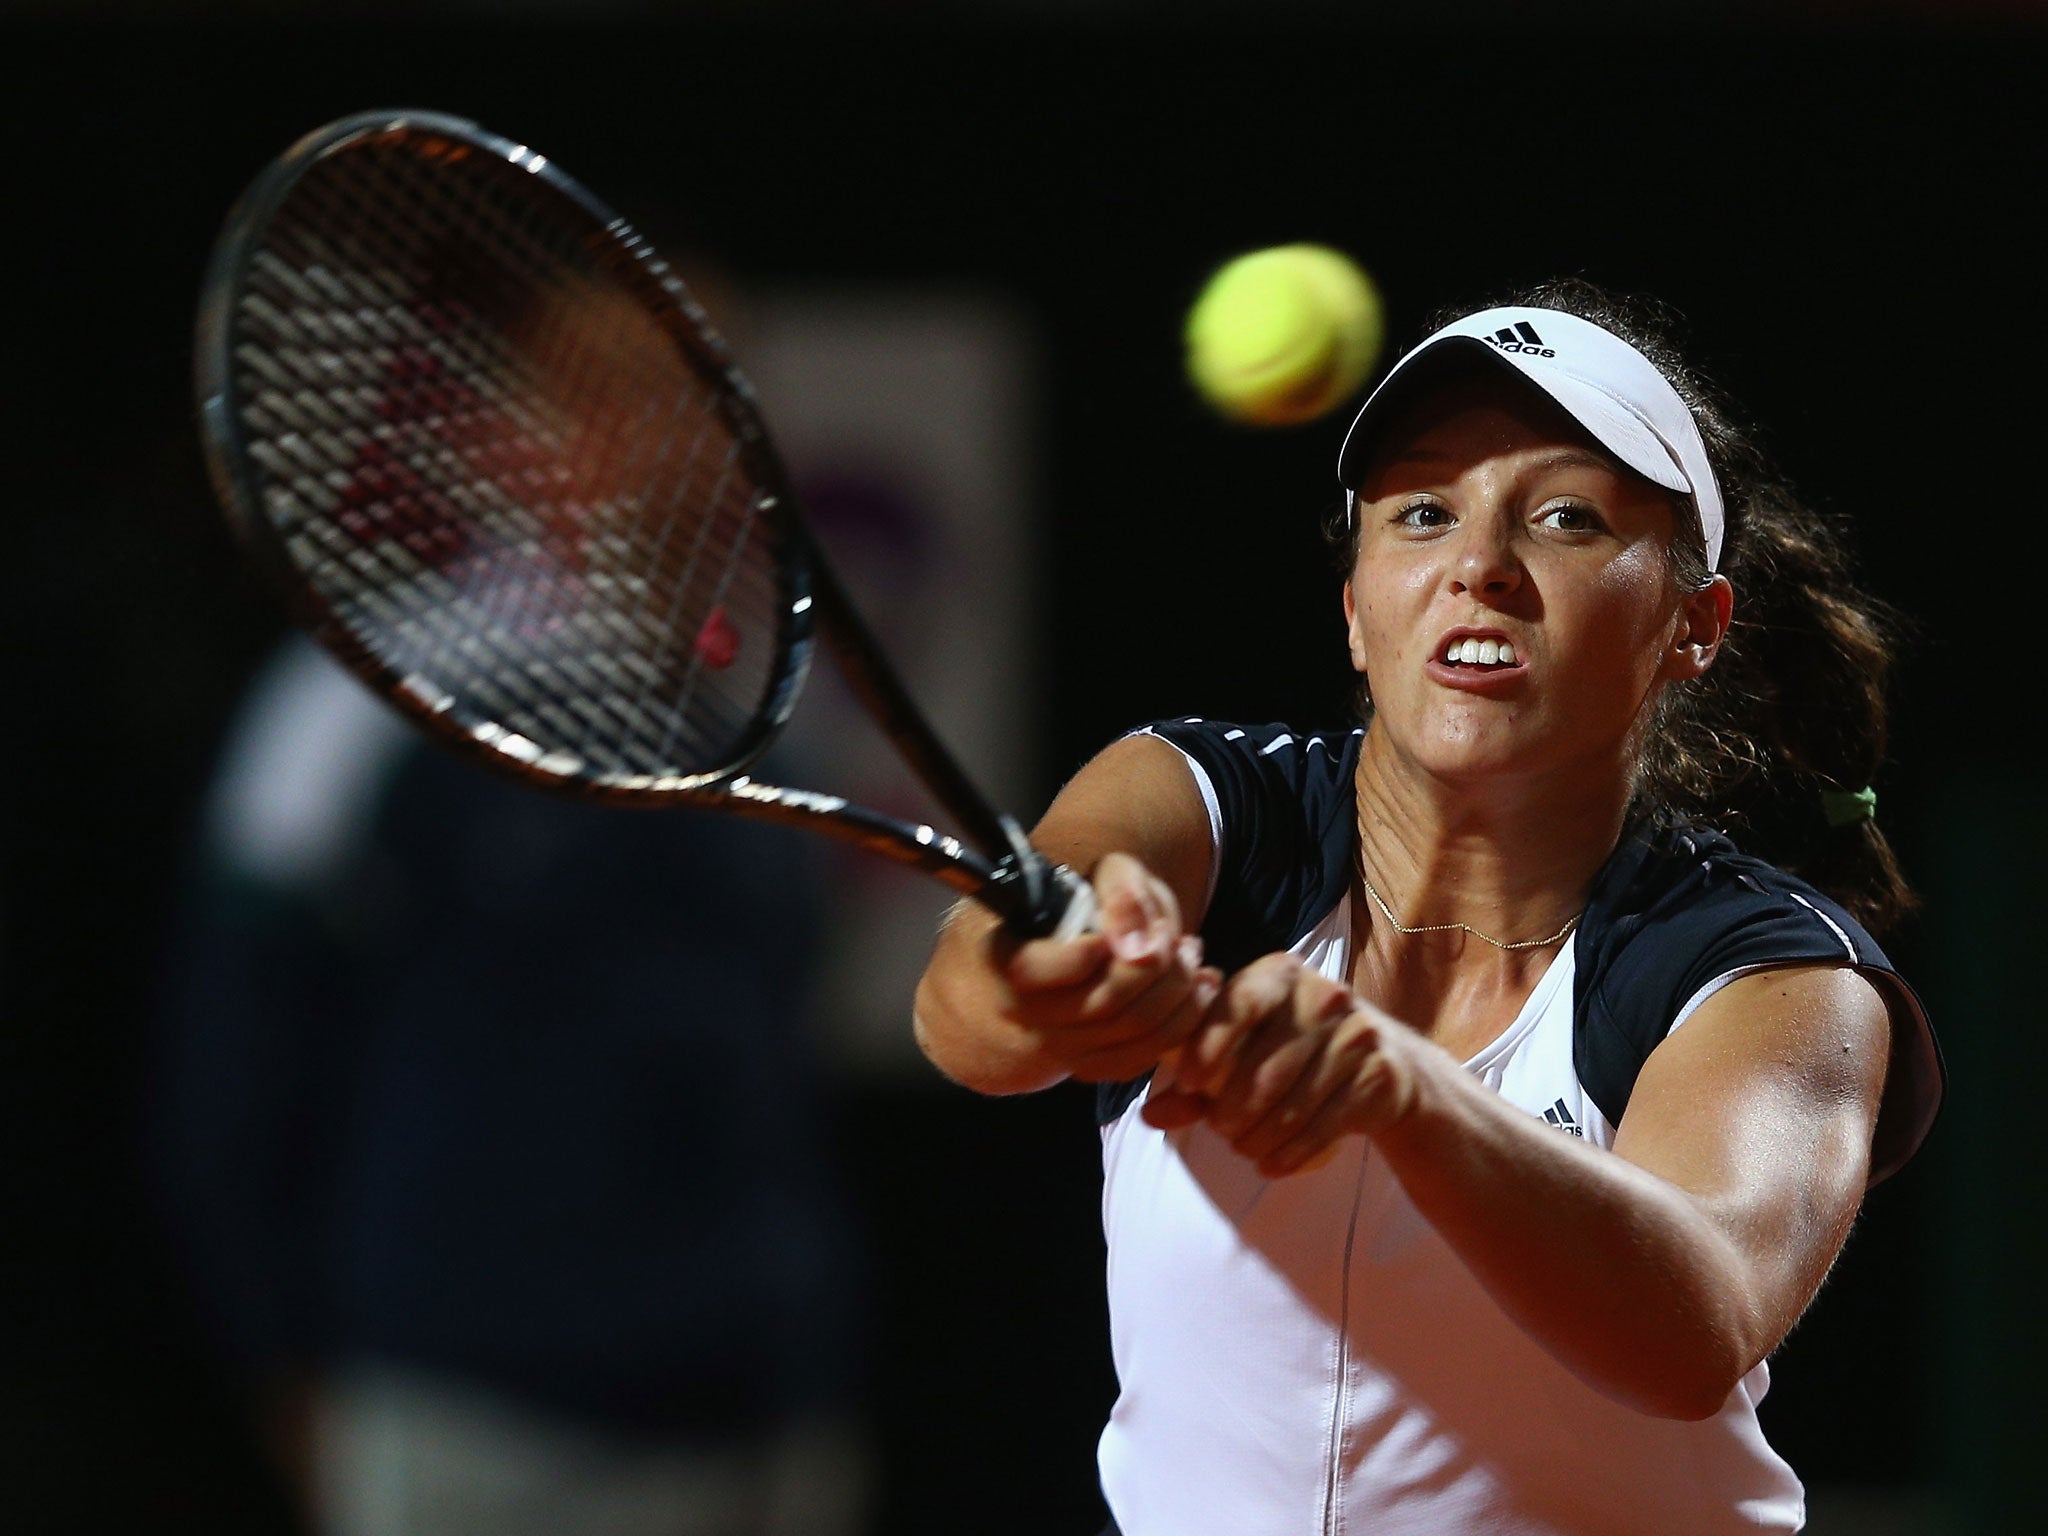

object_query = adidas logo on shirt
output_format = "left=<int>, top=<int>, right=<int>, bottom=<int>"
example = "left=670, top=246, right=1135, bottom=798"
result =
left=1542, top=1098, right=1585, bottom=1137
left=1484, top=321, right=1556, bottom=358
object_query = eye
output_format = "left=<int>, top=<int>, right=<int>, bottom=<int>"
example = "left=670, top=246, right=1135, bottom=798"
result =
left=1536, top=499, right=1606, bottom=534
left=1391, top=497, right=1452, bottom=530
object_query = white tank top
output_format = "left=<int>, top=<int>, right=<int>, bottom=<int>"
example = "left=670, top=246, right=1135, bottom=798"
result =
left=1096, top=734, right=1817, bottom=1536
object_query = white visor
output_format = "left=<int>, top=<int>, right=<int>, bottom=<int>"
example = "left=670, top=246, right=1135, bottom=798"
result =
left=1336, top=306, right=1725, bottom=571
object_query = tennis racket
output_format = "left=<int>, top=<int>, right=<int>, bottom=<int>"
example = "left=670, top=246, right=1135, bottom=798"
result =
left=194, top=107, right=1095, bottom=940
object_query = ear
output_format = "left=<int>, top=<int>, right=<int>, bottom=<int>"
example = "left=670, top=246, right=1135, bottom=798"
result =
left=1665, top=575, right=1734, bottom=680
left=1342, top=579, right=1369, bottom=673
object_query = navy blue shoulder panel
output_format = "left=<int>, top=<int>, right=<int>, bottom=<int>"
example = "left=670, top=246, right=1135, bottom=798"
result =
left=1093, top=777, right=1943, bottom=1180
left=1144, top=719, right=1363, bottom=972
left=1573, top=817, right=1942, bottom=1182
left=1095, top=720, right=1361, bottom=1125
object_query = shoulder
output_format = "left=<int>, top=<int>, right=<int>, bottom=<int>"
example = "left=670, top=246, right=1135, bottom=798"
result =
left=1130, top=718, right=1361, bottom=967
left=1574, top=817, right=1942, bottom=1184
left=1132, top=718, right=1362, bottom=821
left=1579, top=819, right=1889, bottom=983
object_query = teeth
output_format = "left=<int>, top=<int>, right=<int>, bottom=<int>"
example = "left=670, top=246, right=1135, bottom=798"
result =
left=1443, top=639, right=1518, bottom=666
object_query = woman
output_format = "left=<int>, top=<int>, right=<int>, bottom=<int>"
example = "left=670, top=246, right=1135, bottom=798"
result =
left=912, top=278, right=1942, bottom=1535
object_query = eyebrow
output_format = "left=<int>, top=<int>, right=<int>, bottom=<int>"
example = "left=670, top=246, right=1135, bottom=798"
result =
left=1527, top=447, right=1622, bottom=475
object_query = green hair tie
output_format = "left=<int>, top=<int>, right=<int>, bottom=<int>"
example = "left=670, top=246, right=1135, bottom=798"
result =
left=1821, top=786, right=1877, bottom=827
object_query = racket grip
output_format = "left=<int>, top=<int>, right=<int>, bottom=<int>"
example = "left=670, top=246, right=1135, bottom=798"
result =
left=1046, top=865, right=1101, bottom=940
left=984, top=824, right=1099, bottom=939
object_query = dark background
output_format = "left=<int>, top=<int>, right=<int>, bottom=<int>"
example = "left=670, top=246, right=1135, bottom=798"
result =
left=3, top=5, right=2043, bottom=1533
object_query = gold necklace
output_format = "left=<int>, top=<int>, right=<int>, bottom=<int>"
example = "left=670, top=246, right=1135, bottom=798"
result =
left=1354, top=857, right=1581, bottom=953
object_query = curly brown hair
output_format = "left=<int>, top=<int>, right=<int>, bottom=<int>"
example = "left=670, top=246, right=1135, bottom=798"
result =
left=1324, top=276, right=1917, bottom=937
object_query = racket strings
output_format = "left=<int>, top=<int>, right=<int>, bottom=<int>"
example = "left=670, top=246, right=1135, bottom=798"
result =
left=374, top=153, right=788, bottom=695
left=227, top=132, right=795, bottom=780
left=249, top=148, right=746, bottom=775
left=246, top=174, right=613, bottom=694
left=389, top=156, right=791, bottom=767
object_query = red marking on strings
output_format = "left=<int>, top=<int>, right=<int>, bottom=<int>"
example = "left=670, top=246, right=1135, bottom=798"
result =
left=695, top=607, right=741, bottom=670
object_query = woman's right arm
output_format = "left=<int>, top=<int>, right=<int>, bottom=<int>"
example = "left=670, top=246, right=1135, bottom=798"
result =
left=911, top=731, right=1220, bottom=1095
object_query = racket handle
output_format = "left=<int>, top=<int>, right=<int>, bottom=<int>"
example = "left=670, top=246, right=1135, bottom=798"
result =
left=1046, top=865, right=1101, bottom=940
left=985, top=816, right=1100, bottom=939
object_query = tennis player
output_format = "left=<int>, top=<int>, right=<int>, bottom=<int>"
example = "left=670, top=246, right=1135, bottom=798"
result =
left=913, top=278, right=1942, bottom=1535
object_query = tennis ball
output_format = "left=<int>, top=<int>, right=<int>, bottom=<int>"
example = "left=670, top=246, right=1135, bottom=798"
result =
left=1184, top=244, right=1384, bottom=427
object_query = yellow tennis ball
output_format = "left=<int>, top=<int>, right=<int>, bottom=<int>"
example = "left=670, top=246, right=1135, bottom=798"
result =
left=1184, top=244, right=1384, bottom=427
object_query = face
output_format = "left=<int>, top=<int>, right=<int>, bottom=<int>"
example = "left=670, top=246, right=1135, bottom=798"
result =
left=1343, top=372, right=1731, bottom=790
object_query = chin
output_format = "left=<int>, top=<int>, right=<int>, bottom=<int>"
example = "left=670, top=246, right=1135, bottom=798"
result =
left=1403, top=728, right=1533, bottom=784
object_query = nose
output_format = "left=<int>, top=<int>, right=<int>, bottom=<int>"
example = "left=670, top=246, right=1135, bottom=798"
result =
left=1448, top=513, right=1523, bottom=598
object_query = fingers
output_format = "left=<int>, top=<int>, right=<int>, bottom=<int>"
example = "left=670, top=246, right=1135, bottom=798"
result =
left=1250, top=1079, right=1364, bottom=1178
left=1142, top=1044, right=1207, bottom=1127
left=1137, top=957, right=1418, bottom=1175
left=1172, top=954, right=1342, bottom=1100
left=1002, top=850, right=1183, bottom=993
left=1095, top=850, right=1183, bottom=963
left=991, top=851, right=1215, bottom=1080
left=1140, top=953, right=1307, bottom=1130
left=1002, top=928, right=1117, bottom=991
left=1203, top=1004, right=1346, bottom=1144
left=1234, top=1019, right=1385, bottom=1173
left=1062, top=961, right=1223, bottom=1083
left=1253, top=1040, right=1417, bottom=1187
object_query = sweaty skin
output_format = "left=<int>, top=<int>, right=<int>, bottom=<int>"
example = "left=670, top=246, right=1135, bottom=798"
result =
left=913, top=375, right=1889, bottom=1418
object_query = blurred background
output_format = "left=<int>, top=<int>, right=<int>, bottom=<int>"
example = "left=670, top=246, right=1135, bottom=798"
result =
left=2, top=3, right=2042, bottom=1534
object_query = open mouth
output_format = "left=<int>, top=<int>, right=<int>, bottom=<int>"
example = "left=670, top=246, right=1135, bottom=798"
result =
left=1440, top=637, right=1519, bottom=669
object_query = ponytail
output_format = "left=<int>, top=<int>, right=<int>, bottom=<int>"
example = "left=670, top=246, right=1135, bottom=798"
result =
left=1512, top=278, right=1918, bottom=936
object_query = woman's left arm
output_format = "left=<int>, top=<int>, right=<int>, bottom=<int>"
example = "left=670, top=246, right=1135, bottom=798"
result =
left=1153, top=960, right=1890, bottom=1420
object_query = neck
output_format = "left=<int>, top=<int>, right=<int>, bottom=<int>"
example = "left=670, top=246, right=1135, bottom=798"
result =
left=1350, top=728, right=1634, bottom=956
left=1353, top=859, right=1582, bottom=951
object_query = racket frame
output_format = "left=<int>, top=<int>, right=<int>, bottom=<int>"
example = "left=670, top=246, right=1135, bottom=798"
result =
left=194, top=107, right=1082, bottom=936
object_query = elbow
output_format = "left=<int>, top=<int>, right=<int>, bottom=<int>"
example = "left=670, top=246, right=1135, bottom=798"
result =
left=1610, top=1228, right=1778, bottom=1421
left=909, top=986, right=979, bottom=1089
left=1574, top=1291, right=1760, bottom=1421
left=1632, top=1375, right=1741, bottom=1423
left=1609, top=1337, right=1756, bottom=1422
left=910, top=1002, right=980, bottom=1090
left=912, top=1015, right=1055, bottom=1097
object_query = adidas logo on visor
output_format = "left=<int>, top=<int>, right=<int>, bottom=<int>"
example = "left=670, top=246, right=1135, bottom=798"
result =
left=1337, top=303, right=1727, bottom=570
left=1486, top=322, right=1555, bottom=358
